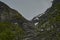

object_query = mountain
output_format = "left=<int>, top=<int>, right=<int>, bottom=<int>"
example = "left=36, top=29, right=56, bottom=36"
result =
left=0, top=1, right=36, bottom=40
left=0, top=1, right=30, bottom=40
left=0, top=0, right=60, bottom=40
left=0, top=1, right=28, bottom=25
left=32, top=0, right=60, bottom=40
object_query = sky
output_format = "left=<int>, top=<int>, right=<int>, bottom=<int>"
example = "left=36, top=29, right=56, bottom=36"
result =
left=0, top=0, right=53, bottom=20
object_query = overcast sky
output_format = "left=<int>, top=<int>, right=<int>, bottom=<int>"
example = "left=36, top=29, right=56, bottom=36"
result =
left=0, top=0, right=53, bottom=20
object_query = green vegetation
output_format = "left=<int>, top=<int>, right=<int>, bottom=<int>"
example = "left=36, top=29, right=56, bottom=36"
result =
left=0, top=22, right=25, bottom=40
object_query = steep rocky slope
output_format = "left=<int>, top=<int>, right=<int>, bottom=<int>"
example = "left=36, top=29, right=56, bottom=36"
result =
left=32, top=0, right=60, bottom=40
